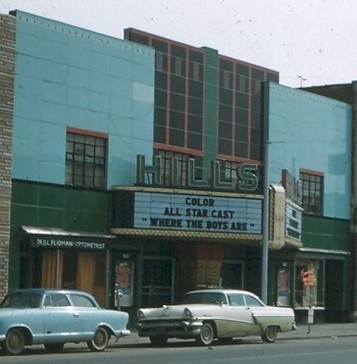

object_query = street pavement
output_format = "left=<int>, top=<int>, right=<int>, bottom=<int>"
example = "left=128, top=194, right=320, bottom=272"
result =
left=16, top=323, right=357, bottom=353
left=117, top=323, right=357, bottom=346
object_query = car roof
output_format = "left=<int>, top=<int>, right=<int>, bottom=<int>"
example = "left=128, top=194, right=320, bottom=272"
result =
left=6, top=288, right=92, bottom=296
left=185, top=289, right=260, bottom=297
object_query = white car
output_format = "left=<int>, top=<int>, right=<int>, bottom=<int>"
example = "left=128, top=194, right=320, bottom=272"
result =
left=137, top=289, right=296, bottom=346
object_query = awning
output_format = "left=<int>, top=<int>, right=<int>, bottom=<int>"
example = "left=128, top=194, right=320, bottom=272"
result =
left=22, top=226, right=116, bottom=251
left=297, top=247, right=350, bottom=260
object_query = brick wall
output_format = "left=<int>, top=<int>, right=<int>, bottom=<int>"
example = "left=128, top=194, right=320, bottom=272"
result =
left=0, top=13, right=15, bottom=300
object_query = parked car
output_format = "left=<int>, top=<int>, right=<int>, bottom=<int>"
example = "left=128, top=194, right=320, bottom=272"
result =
left=137, top=289, right=296, bottom=346
left=0, top=288, right=130, bottom=355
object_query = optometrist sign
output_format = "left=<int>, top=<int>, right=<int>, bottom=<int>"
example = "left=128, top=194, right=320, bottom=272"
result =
left=32, top=238, right=106, bottom=250
left=133, top=192, right=262, bottom=234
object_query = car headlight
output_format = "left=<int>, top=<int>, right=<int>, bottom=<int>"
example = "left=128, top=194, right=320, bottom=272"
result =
left=137, top=310, right=145, bottom=320
left=183, top=307, right=193, bottom=319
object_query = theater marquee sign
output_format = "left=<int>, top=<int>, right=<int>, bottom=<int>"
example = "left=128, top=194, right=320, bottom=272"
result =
left=133, top=192, right=262, bottom=235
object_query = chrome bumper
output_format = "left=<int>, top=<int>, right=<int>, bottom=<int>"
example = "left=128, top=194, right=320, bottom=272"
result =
left=137, top=320, right=203, bottom=338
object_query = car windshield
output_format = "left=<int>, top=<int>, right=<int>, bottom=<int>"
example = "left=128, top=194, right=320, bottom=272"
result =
left=182, top=292, right=227, bottom=305
left=0, top=292, right=42, bottom=308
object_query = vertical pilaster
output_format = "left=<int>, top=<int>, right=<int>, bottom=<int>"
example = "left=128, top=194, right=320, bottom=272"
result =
left=0, top=13, right=16, bottom=299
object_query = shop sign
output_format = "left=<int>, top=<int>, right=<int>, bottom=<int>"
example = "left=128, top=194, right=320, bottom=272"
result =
left=286, top=200, right=302, bottom=242
left=269, top=184, right=303, bottom=249
left=136, top=155, right=260, bottom=192
left=269, top=185, right=285, bottom=249
left=133, top=192, right=262, bottom=234
left=33, top=237, right=106, bottom=250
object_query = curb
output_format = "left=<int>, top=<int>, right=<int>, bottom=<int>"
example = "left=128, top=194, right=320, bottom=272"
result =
left=118, top=325, right=357, bottom=345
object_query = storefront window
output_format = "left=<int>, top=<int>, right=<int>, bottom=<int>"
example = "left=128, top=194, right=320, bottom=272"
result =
left=41, top=250, right=106, bottom=306
left=295, top=259, right=324, bottom=308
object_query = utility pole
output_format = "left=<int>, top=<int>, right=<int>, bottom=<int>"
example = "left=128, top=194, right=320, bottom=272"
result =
left=261, top=90, right=270, bottom=304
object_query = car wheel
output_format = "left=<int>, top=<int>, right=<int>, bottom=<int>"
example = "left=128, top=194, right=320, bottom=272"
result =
left=4, top=328, right=25, bottom=355
left=44, top=343, right=65, bottom=353
left=149, top=337, right=168, bottom=346
left=87, top=327, right=109, bottom=352
left=261, top=326, right=278, bottom=343
left=196, top=322, right=215, bottom=346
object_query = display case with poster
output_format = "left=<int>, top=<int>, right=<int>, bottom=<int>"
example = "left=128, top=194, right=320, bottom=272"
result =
left=115, top=261, right=134, bottom=307
left=277, top=267, right=291, bottom=307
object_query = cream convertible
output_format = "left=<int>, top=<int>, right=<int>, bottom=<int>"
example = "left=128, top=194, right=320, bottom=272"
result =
left=137, top=289, right=296, bottom=346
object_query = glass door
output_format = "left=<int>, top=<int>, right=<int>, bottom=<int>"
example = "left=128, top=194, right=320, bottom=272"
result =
left=220, top=261, right=244, bottom=289
left=142, top=256, right=175, bottom=307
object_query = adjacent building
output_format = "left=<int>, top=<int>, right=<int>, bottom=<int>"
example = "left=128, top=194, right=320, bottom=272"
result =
left=265, top=83, right=352, bottom=322
left=303, top=81, right=357, bottom=321
left=0, top=11, right=155, bottom=313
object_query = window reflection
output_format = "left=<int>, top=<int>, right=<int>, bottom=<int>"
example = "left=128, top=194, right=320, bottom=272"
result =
left=295, top=259, right=324, bottom=307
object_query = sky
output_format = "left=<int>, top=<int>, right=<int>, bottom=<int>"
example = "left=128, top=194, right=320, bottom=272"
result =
left=0, top=0, right=355, bottom=88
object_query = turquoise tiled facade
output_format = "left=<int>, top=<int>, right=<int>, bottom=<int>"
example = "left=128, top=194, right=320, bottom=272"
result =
left=13, top=11, right=155, bottom=187
left=265, top=82, right=352, bottom=219
left=265, top=82, right=352, bottom=322
left=8, top=11, right=155, bottom=292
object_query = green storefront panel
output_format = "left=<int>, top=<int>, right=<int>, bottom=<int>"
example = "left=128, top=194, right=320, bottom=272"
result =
left=9, top=180, right=111, bottom=289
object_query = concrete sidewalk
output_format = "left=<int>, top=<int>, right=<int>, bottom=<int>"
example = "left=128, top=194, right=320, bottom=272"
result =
left=277, top=323, right=357, bottom=340
left=116, top=323, right=357, bottom=346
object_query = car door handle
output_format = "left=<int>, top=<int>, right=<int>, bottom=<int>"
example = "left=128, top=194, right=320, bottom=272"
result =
left=73, top=313, right=80, bottom=317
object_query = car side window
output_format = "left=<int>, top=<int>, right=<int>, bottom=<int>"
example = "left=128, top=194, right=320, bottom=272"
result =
left=29, top=294, right=41, bottom=308
left=244, top=295, right=264, bottom=307
left=44, top=295, right=52, bottom=307
left=50, top=293, right=71, bottom=307
left=229, top=293, right=245, bottom=306
left=70, top=294, right=96, bottom=307
left=203, top=293, right=227, bottom=305
left=12, top=293, right=42, bottom=308
left=182, top=293, right=201, bottom=304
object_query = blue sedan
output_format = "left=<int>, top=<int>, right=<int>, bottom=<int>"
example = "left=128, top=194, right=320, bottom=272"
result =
left=0, top=288, right=130, bottom=355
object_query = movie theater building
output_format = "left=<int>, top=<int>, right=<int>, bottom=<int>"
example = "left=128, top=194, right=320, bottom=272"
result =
left=116, top=29, right=280, bottom=311
left=119, top=29, right=353, bottom=323
left=1, top=12, right=353, bottom=323
left=111, top=156, right=266, bottom=311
